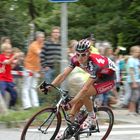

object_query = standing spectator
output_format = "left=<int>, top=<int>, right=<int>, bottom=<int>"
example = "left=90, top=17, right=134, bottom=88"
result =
left=12, top=47, right=25, bottom=102
left=119, top=55, right=131, bottom=108
left=87, top=34, right=99, bottom=54
left=67, top=39, right=78, bottom=59
left=22, top=31, right=45, bottom=110
left=0, top=43, right=21, bottom=110
left=0, top=92, right=8, bottom=114
left=40, top=26, right=61, bottom=83
left=127, top=45, right=140, bottom=116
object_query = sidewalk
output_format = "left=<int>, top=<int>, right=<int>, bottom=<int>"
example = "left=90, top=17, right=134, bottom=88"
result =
left=112, top=108, right=140, bottom=124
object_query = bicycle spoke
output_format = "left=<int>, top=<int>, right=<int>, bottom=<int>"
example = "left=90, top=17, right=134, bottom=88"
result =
left=78, top=107, right=114, bottom=140
left=21, top=108, right=61, bottom=140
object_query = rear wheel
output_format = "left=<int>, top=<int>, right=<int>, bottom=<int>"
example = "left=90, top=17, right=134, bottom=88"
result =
left=92, top=106, right=114, bottom=140
left=21, top=107, right=61, bottom=140
left=77, top=106, right=114, bottom=140
left=59, top=106, right=114, bottom=140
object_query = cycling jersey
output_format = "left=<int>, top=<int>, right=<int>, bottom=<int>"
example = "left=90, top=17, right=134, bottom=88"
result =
left=69, top=53, right=116, bottom=79
left=69, top=53, right=116, bottom=94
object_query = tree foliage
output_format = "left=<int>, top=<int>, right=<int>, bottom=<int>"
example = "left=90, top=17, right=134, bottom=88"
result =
left=0, top=0, right=140, bottom=52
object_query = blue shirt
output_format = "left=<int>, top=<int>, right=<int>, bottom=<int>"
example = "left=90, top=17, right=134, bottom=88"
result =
left=127, top=57, right=140, bottom=83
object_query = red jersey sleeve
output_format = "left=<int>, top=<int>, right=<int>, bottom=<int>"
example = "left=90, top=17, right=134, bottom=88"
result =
left=69, top=55, right=80, bottom=68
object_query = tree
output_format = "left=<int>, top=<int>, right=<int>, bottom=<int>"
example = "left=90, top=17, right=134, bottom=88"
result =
left=121, top=0, right=140, bottom=52
left=0, top=0, right=140, bottom=52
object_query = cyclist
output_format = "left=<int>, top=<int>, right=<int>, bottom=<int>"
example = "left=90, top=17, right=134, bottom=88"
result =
left=40, top=39, right=116, bottom=131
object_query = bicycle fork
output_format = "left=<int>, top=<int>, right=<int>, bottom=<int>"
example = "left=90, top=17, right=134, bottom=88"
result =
left=38, top=109, right=57, bottom=134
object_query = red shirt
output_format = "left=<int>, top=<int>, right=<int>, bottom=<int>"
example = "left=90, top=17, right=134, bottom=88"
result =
left=69, top=53, right=116, bottom=79
left=0, top=54, right=13, bottom=82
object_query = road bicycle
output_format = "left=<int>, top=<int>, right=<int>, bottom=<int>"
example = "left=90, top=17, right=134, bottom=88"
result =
left=21, top=83, right=114, bottom=140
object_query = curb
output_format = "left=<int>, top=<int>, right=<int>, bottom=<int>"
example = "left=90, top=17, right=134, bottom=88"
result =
left=0, top=121, right=26, bottom=129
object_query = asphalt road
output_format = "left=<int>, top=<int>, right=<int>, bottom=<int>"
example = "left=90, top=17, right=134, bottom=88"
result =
left=0, top=124, right=140, bottom=140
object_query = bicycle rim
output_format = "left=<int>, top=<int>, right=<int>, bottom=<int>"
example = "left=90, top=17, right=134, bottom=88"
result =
left=92, top=106, right=114, bottom=140
left=21, top=107, right=61, bottom=140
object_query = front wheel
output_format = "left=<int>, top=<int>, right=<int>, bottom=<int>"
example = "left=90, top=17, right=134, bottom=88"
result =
left=21, top=107, right=61, bottom=140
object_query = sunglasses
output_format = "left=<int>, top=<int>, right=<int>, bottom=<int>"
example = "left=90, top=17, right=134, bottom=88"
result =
left=76, top=53, right=88, bottom=57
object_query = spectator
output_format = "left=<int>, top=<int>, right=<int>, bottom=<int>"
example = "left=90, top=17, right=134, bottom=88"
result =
left=0, top=92, right=8, bottom=114
left=0, top=36, right=11, bottom=45
left=12, top=47, right=25, bottom=101
left=126, top=45, right=140, bottom=116
left=67, top=39, right=78, bottom=59
left=40, top=26, right=61, bottom=83
left=104, top=47, right=115, bottom=61
left=12, top=47, right=25, bottom=70
left=119, top=55, right=131, bottom=108
left=0, top=43, right=21, bottom=110
left=0, top=36, right=11, bottom=53
left=87, top=34, right=99, bottom=54
left=21, top=31, right=45, bottom=110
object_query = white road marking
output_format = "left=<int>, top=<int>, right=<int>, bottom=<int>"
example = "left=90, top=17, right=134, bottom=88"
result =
left=26, top=124, right=140, bottom=136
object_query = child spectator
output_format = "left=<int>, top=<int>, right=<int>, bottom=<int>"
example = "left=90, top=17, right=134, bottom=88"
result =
left=0, top=43, right=21, bottom=110
left=0, top=37, right=11, bottom=51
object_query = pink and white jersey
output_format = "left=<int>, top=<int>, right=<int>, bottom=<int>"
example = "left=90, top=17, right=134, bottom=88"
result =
left=69, top=53, right=116, bottom=79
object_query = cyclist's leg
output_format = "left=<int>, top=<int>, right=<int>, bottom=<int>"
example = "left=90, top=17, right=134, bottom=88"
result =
left=69, top=83, right=96, bottom=113
left=83, top=85, right=97, bottom=116
left=69, top=83, right=97, bottom=107
left=81, top=81, right=115, bottom=129
left=69, top=85, right=97, bottom=119
left=69, top=100, right=84, bottom=122
left=83, top=96, right=93, bottom=112
left=73, top=97, right=97, bottom=130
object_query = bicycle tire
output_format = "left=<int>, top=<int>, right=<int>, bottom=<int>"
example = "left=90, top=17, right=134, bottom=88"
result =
left=21, top=107, right=61, bottom=140
left=95, top=106, right=114, bottom=140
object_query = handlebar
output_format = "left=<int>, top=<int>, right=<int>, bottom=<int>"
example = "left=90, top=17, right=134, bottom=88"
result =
left=45, top=83, right=69, bottom=95
left=38, top=81, right=70, bottom=98
left=45, top=83, right=72, bottom=104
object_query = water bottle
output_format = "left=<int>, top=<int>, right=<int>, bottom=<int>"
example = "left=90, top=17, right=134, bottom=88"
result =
left=76, top=109, right=88, bottom=124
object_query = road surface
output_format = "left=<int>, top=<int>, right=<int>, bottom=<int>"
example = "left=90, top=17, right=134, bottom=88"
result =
left=0, top=124, right=140, bottom=140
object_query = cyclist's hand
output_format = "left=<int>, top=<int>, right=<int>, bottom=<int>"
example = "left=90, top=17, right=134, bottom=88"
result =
left=39, top=81, right=51, bottom=94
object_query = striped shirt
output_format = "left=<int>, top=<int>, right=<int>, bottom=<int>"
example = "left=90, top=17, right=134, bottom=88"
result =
left=40, top=39, right=61, bottom=68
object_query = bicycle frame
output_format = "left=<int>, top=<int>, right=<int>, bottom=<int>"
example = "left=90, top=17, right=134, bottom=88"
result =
left=44, top=84, right=112, bottom=137
left=47, top=84, right=101, bottom=137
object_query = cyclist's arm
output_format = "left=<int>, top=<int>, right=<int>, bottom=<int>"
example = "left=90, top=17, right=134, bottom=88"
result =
left=51, top=66, right=73, bottom=86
